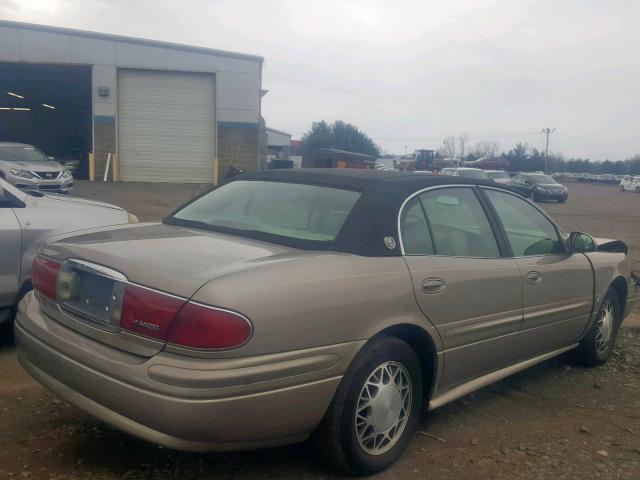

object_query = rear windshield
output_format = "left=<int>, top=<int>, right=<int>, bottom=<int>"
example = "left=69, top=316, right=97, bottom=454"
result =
left=165, top=180, right=361, bottom=249
left=0, top=145, right=49, bottom=162
left=527, top=174, right=556, bottom=184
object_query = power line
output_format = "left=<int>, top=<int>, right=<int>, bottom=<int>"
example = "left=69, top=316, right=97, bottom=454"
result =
left=372, top=131, right=543, bottom=141
left=283, top=129, right=544, bottom=142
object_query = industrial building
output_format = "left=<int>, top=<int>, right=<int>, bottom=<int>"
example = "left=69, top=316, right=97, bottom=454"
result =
left=0, top=20, right=264, bottom=183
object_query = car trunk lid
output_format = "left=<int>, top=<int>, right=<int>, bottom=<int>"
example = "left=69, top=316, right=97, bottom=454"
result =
left=37, top=223, right=322, bottom=355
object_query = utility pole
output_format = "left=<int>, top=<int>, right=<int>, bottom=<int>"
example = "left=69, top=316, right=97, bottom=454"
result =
left=541, top=128, right=556, bottom=173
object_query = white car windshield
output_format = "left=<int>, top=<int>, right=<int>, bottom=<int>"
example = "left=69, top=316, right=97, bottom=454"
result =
left=0, top=145, right=50, bottom=163
left=0, top=177, right=26, bottom=203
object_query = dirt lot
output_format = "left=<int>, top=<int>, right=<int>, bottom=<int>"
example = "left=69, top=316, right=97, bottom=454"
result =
left=1, top=180, right=639, bottom=479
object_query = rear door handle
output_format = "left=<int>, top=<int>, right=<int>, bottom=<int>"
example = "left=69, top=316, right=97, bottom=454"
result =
left=525, top=271, right=542, bottom=285
left=422, top=277, right=446, bottom=294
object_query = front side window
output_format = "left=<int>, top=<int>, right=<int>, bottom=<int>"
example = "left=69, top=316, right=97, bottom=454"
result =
left=485, top=189, right=563, bottom=256
left=403, top=187, right=500, bottom=257
left=166, top=180, right=361, bottom=249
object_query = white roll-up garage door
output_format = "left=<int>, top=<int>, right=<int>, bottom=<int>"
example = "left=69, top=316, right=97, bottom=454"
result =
left=118, top=69, right=215, bottom=183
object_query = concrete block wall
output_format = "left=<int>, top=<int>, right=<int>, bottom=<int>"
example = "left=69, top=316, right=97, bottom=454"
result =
left=217, top=123, right=259, bottom=179
left=93, top=116, right=116, bottom=177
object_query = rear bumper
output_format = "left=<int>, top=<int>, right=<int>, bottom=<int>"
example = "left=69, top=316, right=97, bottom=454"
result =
left=15, top=292, right=359, bottom=451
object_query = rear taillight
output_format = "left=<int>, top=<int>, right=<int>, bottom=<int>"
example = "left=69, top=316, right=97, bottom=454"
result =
left=30, top=256, right=252, bottom=350
left=32, top=256, right=61, bottom=300
left=120, top=284, right=185, bottom=341
left=168, top=302, right=252, bottom=349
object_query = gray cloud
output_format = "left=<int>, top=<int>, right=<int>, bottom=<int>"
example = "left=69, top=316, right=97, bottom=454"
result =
left=2, top=0, right=638, bottom=159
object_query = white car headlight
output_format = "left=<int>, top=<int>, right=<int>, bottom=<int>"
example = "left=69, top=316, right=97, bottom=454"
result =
left=62, top=169, right=72, bottom=178
left=9, top=168, right=35, bottom=179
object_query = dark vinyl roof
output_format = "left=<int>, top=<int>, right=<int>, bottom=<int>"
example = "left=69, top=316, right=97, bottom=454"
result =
left=232, top=169, right=515, bottom=256
left=237, top=168, right=501, bottom=191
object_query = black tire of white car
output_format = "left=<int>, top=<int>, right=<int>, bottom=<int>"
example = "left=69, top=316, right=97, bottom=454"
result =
left=575, top=288, right=621, bottom=367
left=314, top=335, right=423, bottom=475
left=620, top=185, right=624, bottom=192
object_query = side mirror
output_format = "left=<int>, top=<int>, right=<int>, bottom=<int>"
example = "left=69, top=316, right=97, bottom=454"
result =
left=569, top=231, right=596, bottom=253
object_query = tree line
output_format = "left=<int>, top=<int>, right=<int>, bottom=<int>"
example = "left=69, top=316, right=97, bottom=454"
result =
left=299, top=121, right=640, bottom=175
left=492, top=143, right=640, bottom=175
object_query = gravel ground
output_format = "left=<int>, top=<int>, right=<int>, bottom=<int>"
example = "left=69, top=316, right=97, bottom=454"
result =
left=1, top=179, right=639, bottom=479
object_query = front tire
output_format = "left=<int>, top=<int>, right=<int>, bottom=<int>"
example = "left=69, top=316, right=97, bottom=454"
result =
left=314, top=335, right=423, bottom=475
left=574, top=288, right=621, bottom=366
left=620, top=185, right=625, bottom=192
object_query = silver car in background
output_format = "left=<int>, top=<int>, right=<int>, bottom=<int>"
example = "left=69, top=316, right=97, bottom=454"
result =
left=0, top=177, right=136, bottom=334
left=0, top=142, right=74, bottom=193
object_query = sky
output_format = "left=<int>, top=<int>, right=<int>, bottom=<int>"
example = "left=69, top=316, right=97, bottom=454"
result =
left=1, top=0, right=639, bottom=160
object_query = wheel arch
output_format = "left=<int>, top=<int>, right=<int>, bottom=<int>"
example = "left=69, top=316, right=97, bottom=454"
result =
left=610, top=276, right=628, bottom=320
left=372, top=323, right=439, bottom=401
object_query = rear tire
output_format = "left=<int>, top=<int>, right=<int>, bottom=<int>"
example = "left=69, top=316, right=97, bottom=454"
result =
left=314, top=335, right=423, bottom=475
left=574, top=288, right=620, bottom=366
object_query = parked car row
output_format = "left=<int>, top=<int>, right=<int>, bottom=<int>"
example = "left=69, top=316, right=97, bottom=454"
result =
left=438, top=168, right=569, bottom=202
left=12, top=169, right=638, bottom=475
left=558, top=172, right=629, bottom=183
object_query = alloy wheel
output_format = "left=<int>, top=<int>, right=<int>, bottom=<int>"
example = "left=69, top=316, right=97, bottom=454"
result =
left=595, top=300, right=614, bottom=354
left=355, top=361, right=412, bottom=455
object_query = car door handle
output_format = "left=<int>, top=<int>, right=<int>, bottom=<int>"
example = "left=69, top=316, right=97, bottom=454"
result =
left=422, top=277, right=446, bottom=294
left=525, top=271, right=542, bottom=285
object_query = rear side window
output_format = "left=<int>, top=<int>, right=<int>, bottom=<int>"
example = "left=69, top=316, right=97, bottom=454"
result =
left=401, top=187, right=500, bottom=258
left=400, top=198, right=434, bottom=255
left=485, top=189, right=563, bottom=256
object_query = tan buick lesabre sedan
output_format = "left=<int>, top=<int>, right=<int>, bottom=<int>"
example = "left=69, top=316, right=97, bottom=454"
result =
left=15, top=169, right=638, bottom=475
